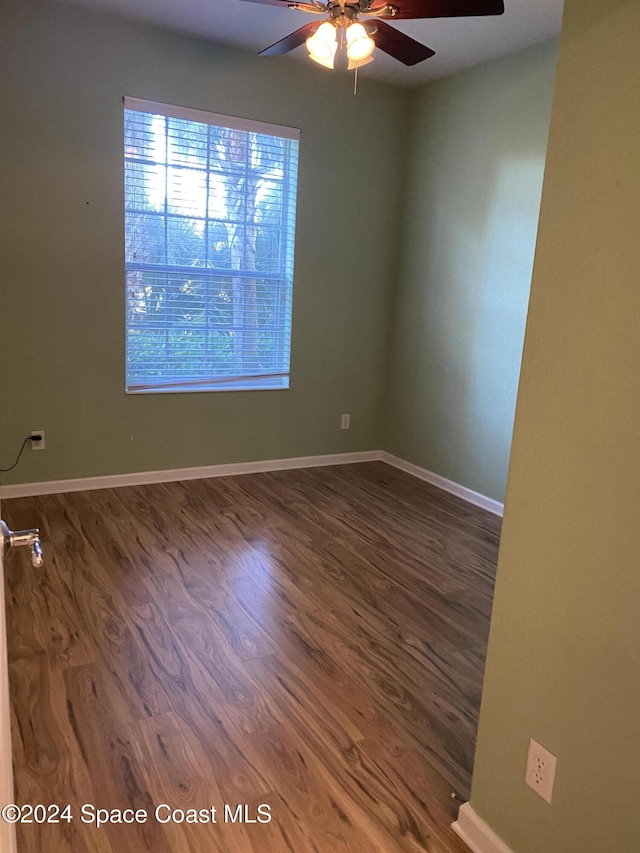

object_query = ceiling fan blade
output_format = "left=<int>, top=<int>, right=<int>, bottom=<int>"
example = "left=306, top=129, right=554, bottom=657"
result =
left=371, top=0, right=504, bottom=21
left=237, top=0, right=291, bottom=6
left=259, top=22, right=319, bottom=56
left=372, top=20, right=435, bottom=65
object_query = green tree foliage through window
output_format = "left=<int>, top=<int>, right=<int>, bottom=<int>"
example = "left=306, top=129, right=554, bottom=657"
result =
left=124, top=100, right=299, bottom=392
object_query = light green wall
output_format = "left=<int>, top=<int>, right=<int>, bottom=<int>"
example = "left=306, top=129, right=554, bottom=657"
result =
left=385, top=42, right=558, bottom=503
left=0, top=0, right=559, bottom=497
left=470, top=1, right=640, bottom=850
left=0, top=0, right=408, bottom=484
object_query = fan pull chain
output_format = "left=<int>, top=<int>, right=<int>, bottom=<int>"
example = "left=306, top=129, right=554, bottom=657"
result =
left=354, top=66, right=358, bottom=96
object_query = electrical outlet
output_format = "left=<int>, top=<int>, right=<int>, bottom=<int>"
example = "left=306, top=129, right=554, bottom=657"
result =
left=30, top=430, right=45, bottom=451
left=341, top=414, right=351, bottom=430
left=525, top=738, right=557, bottom=804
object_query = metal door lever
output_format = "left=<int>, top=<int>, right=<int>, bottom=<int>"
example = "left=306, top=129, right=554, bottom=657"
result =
left=1, top=520, right=44, bottom=567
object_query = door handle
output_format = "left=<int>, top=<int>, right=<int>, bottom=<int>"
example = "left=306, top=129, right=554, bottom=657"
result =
left=1, top=520, right=44, bottom=568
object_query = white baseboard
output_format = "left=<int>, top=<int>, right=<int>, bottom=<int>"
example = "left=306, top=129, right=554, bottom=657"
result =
left=0, top=451, right=380, bottom=499
left=381, top=452, right=504, bottom=517
left=1, top=450, right=504, bottom=517
left=452, top=804, right=514, bottom=853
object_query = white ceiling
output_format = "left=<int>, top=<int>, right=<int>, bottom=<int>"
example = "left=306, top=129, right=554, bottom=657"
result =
left=51, top=0, right=564, bottom=86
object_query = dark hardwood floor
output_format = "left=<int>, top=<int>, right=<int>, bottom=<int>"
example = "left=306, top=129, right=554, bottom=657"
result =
left=2, top=462, right=500, bottom=852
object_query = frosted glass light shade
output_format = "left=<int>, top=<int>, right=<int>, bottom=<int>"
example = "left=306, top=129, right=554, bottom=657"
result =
left=346, top=22, right=375, bottom=61
left=306, top=22, right=337, bottom=68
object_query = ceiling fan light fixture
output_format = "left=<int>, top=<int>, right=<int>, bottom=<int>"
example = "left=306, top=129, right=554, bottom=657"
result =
left=346, top=22, right=375, bottom=62
left=306, top=21, right=337, bottom=66
left=348, top=54, right=374, bottom=70
left=308, top=49, right=336, bottom=68
left=257, top=0, right=503, bottom=70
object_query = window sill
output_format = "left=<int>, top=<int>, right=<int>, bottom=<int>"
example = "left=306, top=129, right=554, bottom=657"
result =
left=126, top=377, right=290, bottom=395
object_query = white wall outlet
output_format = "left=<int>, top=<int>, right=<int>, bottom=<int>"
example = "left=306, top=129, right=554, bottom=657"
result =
left=30, top=430, right=45, bottom=451
left=525, top=738, right=557, bottom=804
left=341, top=414, right=351, bottom=430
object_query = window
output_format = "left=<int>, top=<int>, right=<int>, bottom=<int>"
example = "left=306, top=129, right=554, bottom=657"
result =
left=124, top=98, right=300, bottom=393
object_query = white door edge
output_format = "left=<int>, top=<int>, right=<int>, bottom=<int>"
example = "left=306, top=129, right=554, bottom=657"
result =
left=0, top=519, right=18, bottom=852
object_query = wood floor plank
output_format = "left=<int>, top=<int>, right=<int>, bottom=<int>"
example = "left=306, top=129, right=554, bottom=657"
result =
left=128, top=712, right=241, bottom=853
left=230, top=558, right=476, bottom=791
left=147, top=563, right=276, bottom=662
left=129, top=590, right=283, bottom=738
left=245, top=653, right=366, bottom=751
left=357, top=735, right=472, bottom=852
left=53, top=545, right=172, bottom=721
left=28, top=554, right=96, bottom=671
left=62, top=663, right=167, bottom=853
left=3, top=462, right=500, bottom=852
left=241, top=723, right=365, bottom=852
left=10, top=667, right=115, bottom=853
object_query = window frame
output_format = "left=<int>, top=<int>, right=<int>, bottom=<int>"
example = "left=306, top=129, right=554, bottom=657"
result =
left=123, top=97, right=300, bottom=395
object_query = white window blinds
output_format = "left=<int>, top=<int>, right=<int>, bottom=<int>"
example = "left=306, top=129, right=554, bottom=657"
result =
left=124, top=98, right=300, bottom=393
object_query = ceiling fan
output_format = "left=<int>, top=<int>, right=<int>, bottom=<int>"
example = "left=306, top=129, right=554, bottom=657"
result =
left=239, top=0, right=505, bottom=69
